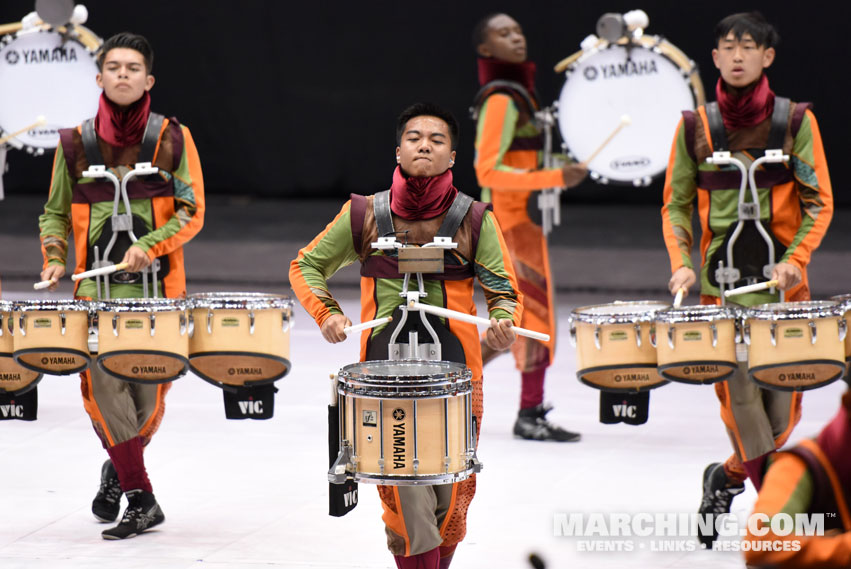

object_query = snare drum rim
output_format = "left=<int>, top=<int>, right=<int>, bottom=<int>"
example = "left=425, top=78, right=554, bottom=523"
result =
left=570, top=301, right=670, bottom=325
left=338, top=360, right=471, bottom=381
left=830, top=294, right=851, bottom=309
left=13, top=299, right=92, bottom=312
left=745, top=300, right=844, bottom=320
left=338, top=360, right=472, bottom=398
left=96, top=298, right=187, bottom=313
left=655, top=305, right=740, bottom=323
left=188, top=292, right=293, bottom=311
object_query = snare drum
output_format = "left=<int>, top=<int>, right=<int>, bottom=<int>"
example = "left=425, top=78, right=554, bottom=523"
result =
left=12, top=300, right=91, bottom=375
left=334, top=360, right=477, bottom=486
left=0, top=26, right=102, bottom=153
left=655, top=305, right=740, bottom=384
left=569, top=301, right=669, bottom=392
left=831, top=294, right=851, bottom=377
left=0, top=301, right=42, bottom=394
left=556, top=35, right=704, bottom=186
left=96, top=299, right=188, bottom=383
left=744, top=301, right=847, bottom=391
left=187, top=293, right=293, bottom=387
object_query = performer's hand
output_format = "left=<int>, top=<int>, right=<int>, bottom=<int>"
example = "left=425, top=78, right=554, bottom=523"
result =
left=668, top=267, right=696, bottom=297
left=40, top=265, right=65, bottom=292
left=771, top=262, right=802, bottom=291
left=561, top=163, right=588, bottom=188
left=120, top=245, right=152, bottom=273
left=486, top=318, right=516, bottom=351
left=321, top=314, right=352, bottom=344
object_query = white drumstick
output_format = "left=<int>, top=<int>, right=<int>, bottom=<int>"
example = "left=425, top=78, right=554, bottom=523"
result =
left=409, top=300, right=550, bottom=342
left=724, top=280, right=779, bottom=298
left=0, top=116, right=47, bottom=145
left=71, top=262, right=130, bottom=282
left=580, top=114, right=631, bottom=167
left=33, top=279, right=56, bottom=290
left=343, top=316, right=393, bottom=336
left=673, top=287, right=685, bottom=308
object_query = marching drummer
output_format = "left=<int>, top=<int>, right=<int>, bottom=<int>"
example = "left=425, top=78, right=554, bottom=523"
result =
left=289, top=102, right=521, bottom=568
left=470, top=13, right=586, bottom=442
left=660, top=11, right=833, bottom=548
left=38, top=32, right=205, bottom=539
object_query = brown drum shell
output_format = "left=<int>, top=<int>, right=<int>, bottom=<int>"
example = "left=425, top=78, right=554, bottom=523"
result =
left=12, top=309, right=90, bottom=375
left=574, top=321, right=667, bottom=392
left=655, top=319, right=738, bottom=385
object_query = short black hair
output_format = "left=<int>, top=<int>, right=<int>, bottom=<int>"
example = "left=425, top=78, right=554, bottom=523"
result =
left=472, top=13, right=505, bottom=51
left=715, top=12, right=780, bottom=49
left=396, top=103, right=460, bottom=150
left=97, top=32, right=154, bottom=73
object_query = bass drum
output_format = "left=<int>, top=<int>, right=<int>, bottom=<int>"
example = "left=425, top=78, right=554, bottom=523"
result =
left=0, top=24, right=102, bottom=153
left=557, top=35, right=705, bottom=186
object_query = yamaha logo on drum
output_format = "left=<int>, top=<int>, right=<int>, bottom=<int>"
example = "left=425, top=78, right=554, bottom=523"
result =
left=11, top=46, right=80, bottom=65
left=583, top=66, right=599, bottom=81
left=4, top=50, right=20, bottom=65
left=585, top=59, right=659, bottom=81
left=610, top=156, right=652, bottom=172
left=27, top=125, right=59, bottom=141
left=392, top=408, right=407, bottom=469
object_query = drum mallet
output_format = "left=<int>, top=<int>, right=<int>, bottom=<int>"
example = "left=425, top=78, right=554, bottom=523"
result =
left=724, top=280, right=778, bottom=298
left=33, top=278, right=57, bottom=290
left=71, top=262, right=130, bottom=282
left=408, top=300, right=550, bottom=342
left=580, top=114, right=631, bottom=167
left=343, top=316, right=393, bottom=336
left=0, top=116, right=47, bottom=145
left=673, top=287, right=686, bottom=308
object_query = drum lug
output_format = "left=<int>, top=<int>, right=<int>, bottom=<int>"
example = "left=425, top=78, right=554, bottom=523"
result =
left=282, top=309, right=291, bottom=333
left=378, top=458, right=385, bottom=475
left=710, top=323, right=718, bottom=348
left=249, top=311, right=255, bottom=335
left=666, top=325, right=675, bottom=350
left=809, top=320, right=817, bottom=345
left=207, top=309, right=213, bottom=335
left=60, top=312, right=66, bottom=336
left=594, top=326, right=601, bottom=350
left=0, top=313, right=3, bottom=337
left=568, top=319, right=576, bottom=348
left=735, top=319, right=742, bottom=343
left=328, top=445, right=354, bottom=484
left=839, top=318, right=847, bottom=342
left=187, top=313, right=195, bottom=337
left=112, top=314, right=120, bottom=337
left=770, top=323, right=777, bottom=347
left=149, top=313, right=156, bottom=337
left=743, top=323, right=751, bottom=345
left=634, top=324, right=642, bottom=348
left=19, top=313, right=26, bottom=337
left=179, top=312, right=187, bottom=336
left=6, top=313, right=11, bottom=336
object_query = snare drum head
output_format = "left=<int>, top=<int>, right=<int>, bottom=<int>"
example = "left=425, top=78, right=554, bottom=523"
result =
left=0, top=28, right=101, bottom=151
left=572, top=301, right=669, bottom=324
left=340, top=360, right=469, bottom=380
left=188, top=292, right=292, bottom=311
left=558, top=37, right=700, bottom=185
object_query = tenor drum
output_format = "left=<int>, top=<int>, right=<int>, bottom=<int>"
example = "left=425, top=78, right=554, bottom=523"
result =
left=744, top=301, right=847, bottom=391
left=831, top=294, right=851, bottom=377
left=12, top=299, right=91, bottom=374
left=0, top=26, right=102, bottom=153
left=96, top=299, right=188, bottom=383
left=335, top=360, right=477, bottom=486
left=0, top=301, right=42, bottom=394
left=655, top=305, right=740, bottom=384
left=187, top=293, right=293, bottom=387
left=569, top=301, right=669, bottom=392
left=556, top=35, right=704, bottom=186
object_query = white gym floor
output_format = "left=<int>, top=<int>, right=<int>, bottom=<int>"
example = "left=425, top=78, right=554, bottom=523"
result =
left=0, top=288, right=846, bottom=569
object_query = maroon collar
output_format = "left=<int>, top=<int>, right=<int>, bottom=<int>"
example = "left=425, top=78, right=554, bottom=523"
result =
left=477, top=57, right=537, bottom=95
left=389, top=166, right=458, bottom=221
left=715, top=74, right=775, bottom=131
left=95, top=91, right=151, bottom=147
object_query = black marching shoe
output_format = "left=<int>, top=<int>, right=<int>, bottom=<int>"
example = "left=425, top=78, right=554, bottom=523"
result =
left=102, top=489, right=165, bottom=540
left=513, top=404, right=581, bottom=442
left=697, top=462, right=745, bottom=548
left=92, top=459, right=122, bottom=523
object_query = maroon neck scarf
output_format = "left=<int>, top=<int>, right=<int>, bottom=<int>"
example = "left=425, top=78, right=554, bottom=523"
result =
left=95, top=91, right=151, bottom=147
left=477, top=57, right=537, bottom=95
left=715, top=74, right=775, bottom=131
left=816, top=391, right=851, bottom=498
left=389, top=166, right=458, bottom=221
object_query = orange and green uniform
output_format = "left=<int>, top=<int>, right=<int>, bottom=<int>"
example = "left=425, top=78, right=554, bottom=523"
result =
left=289, top=189, right=522, bottom=557
left=661, top=95, right=832, bottom=482
left=474, top=90, right=563, bottom=377
left=38, top=114, right=204, bottom=450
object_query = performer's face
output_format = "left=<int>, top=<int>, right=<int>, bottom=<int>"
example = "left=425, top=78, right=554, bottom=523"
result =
left=96, top=48, right=155, bottom=108
left=477, top=14, right=527, bottom=64
left=712, top=32, right=775, bottom=89
left=396, top=116, right=456, bottom=178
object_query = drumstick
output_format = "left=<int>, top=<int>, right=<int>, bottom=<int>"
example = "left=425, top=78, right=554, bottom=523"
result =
left=673, top=287, right=685, bottom=308
left=71, top=262, right=130, bottom=282
left=580, top=114, right=631, bottom=167
left=33, top=278, right=57, bottom=290
left=409, top=300, right=550, bottom=342
left=0, top=116, right=47, bottom=146
left=724, top=280, right=779, bottom=298
left=0, top=22, right=24, bottom=35
left=343, top=316, right=393, bottom=336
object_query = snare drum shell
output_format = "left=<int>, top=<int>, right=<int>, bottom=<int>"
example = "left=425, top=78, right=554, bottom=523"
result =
left=12, top=308, right=91, bottom=375
left=188, top=307, right=291, bottom=386
left=655, top=319, right=738, bottom=384
left=574, top=321, right=667, bottom=392
left=96, top=309, right=188, bottom=383
left=747, top=316, right=846, bottom=391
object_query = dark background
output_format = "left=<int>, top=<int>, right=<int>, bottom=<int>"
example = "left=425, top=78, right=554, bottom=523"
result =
left=2, top=0, right=849, bottom=205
